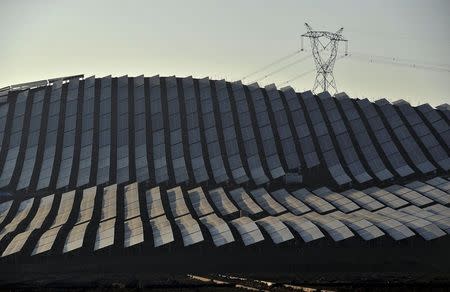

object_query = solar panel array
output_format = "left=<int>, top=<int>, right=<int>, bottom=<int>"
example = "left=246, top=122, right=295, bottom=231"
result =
left=0, top=76, right=447, bottom=192
left=0, top=75, right=448, bottom=259
left=0, top=177, right=448, bottom=258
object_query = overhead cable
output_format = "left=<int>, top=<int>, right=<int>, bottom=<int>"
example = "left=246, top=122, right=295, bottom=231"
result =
left=242, top=50, right=302, bottom=80
left=252, top=54, right=312, bottom=83
left=347, top=54, right=450, bottom=73
left=350, top=51, right=450, bottom=69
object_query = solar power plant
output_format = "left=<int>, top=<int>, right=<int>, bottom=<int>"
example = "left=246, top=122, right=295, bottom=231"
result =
left=0, top=75, right=448, bottom=278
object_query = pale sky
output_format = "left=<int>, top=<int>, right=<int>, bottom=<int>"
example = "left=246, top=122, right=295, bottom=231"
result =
left=1, top=0, right=449, bottom=106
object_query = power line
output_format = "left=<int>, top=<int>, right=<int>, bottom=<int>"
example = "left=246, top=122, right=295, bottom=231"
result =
left=347, top=53, right=450, bottom=73
left=346, top=29, right=450, bottom=44
left=251, top=54, right=312, bottom=83
left=350, top=51, right=450, bottom=69
left=242, top=50, right=302, bottom=80
left=279, top=69, right=316, bottom=86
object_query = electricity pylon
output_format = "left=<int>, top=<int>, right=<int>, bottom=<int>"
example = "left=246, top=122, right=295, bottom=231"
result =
left=301, top=23, right=348, bottom=94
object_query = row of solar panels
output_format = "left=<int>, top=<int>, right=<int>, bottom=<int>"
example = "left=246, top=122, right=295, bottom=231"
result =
left=0, top=176, right=448, bottom=258
left=0, top=76, right=448, bottom=195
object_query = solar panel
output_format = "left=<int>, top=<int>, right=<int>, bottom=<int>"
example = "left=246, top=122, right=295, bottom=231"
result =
left=247, top=155, right=269, bottom=185
left=303, top=212, right=355, bottom=242
left=75, top=186, right=96, bottom=224
left=376, top=207, right=445, bottom=240
left=264, top=85, right=300, bottom=169
left=230, top=216, right=264, bottom=246
left=0, top=200, right=13, bottom=225
left=356, top=99, right=414, bottom=178
left=0, top=90, right=30, bottom=188
left=123, top=183, right=141, bottom=220
left=229, top=188, right=263, bottom=215
left=32, top=225, right=63, bottom=255
left=400, top=205, right=450, bottom=234
left=328, top=211, right=385, bottom=240
left=318, top=92, right=373, bottom=184
left=0, top=198, right=34, bottom=241
left=94, top=218, right=116, bottom=251
left=150, top=77, right=169, bottom=184
left=248, top=85, right=285, bottom=179
left=376, top=101, right=436, bottom=174
left=313, top=187, right=360, bottom=213
left=124, top=216, right=144, bottom=247
left=116, top=76, right=130, bottom=184
left=278, top=213, right=324, bottom=242
left=0, top=103, right=9, bottom=156
left=255, top=216, right=294, bottom=244
left=395, top=102, right=449, bottom=171
left=174, top=214, right=204, bottom=247
left=425, top=177, right=450, bottom=193
left=385, top=185, right=433, bottom=207
left=16, top=89, right=46, bottom=190
left=291, top=188, right=335, bottom=214
left=207, top=187, right=239, bottom=216
left=231, top=82, right=269, bottom=185
left=146, top=187, right=165, bottom=219
left=281, top=90, right=320, bottom=168
left=100, top=185, right=117, bottom=222
left=149, top=215, right=175, bottom=247
left=63, top=221, right=89, bottom=253
left=183, top=77, right=209, bottom=184
left=354, top=209, right=415, bottom=240
left=405, top=180, right=450, bottom=204
left=204, top=126, right=228, bottom=185
left=187, top=187, right=214, bottom=217
left=36, top=83, right=64, bottom=190
left=56, top=79, right=80, bottom=189
left=215, top=80, right=249, bottom=184
left=25, top=195, right=54, bottom=231
left=167, top=186, right=190, bottom=218
left=363, top=187, right=408, bottom=209
left=270, top=189, right=311, bottom=215
left=341, top=189, right=384, bottom=211
left=424, top=204, right=450, bottom=217
left=416, top=104, right=450, bottom=149
left=300, top=93, right=352, bottom=185
left=199, top=213, right=235, bottom=247
left=249, top=188, right=287, bottom=215
left=134, top=75, right=150, bottom=182
left=2, top=229, right=34, bottom=257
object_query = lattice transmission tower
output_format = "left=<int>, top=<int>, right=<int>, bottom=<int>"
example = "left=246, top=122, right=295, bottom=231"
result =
left=301, top=23, right=348, bottom=94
